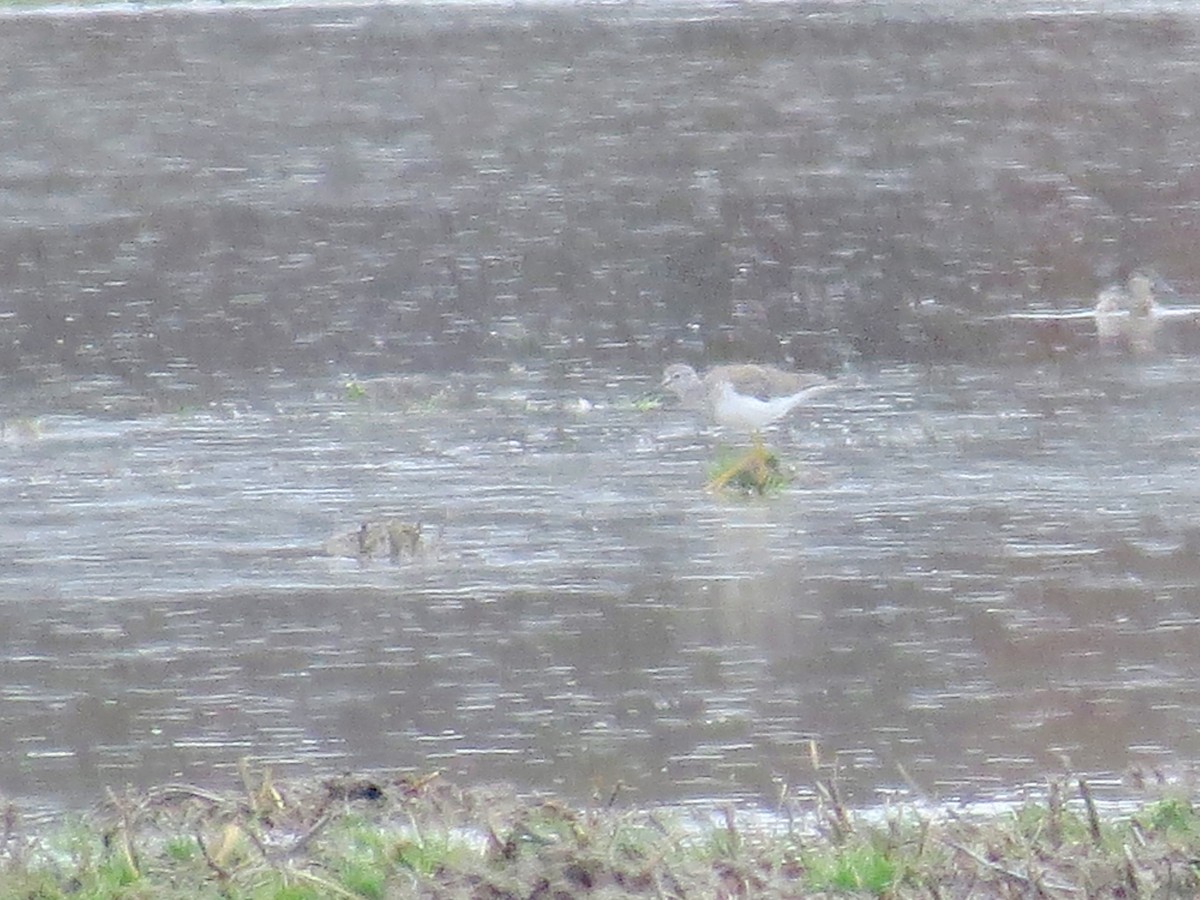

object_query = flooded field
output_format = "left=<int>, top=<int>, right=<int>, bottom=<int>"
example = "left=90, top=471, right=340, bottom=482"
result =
left=3, top=0, right=1200, bottom=814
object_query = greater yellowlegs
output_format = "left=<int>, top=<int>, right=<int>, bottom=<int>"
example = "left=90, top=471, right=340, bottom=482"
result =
left=661, top=363, right=836, bottom=490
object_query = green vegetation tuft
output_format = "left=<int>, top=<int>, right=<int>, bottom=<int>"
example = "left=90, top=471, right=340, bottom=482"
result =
left=334, top=859, right=385, bottom=899
left=392, top=832, right=465, bottom=877
left=807, top=843, right=898, bottom=895
left=163, top=836, right=198, bottom=863
left=1140, top=796, right=1197, bottom=836
left=3, top=768, right=1200, bottom=898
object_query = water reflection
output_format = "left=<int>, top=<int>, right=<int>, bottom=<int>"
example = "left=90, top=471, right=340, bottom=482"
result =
left=2, top=1, right=1200, bottom=814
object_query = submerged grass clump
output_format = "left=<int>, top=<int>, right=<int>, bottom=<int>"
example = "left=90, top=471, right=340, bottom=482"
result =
left=2, top=762, right=1200, bottom=898
left=629, top=391, right=665, bottom=413
left=707, top=444, right=791, bottom=496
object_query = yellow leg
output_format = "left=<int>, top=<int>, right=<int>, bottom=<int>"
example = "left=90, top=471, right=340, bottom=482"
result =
left=748, top=432, right=769, bottom=482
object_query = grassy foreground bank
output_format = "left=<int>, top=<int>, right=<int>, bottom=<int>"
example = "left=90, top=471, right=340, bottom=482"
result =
left=0, top=763, right=1197, bottom=898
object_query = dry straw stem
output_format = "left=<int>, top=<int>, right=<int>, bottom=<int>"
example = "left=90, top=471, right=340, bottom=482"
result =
left=1, top=762, right=1199, bottom=898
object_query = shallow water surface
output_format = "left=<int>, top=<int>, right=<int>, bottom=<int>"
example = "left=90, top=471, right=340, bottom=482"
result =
left=3, top=0, right=1200, bottom=814
left=4, top=359, right=1200, bottom=813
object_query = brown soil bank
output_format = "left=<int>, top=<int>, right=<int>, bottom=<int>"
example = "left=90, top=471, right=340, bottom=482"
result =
left=1, top=766, right=1197, bottom=898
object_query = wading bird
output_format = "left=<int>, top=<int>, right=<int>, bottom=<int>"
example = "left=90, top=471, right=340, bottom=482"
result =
left=661, top=362, right=838, bottom=491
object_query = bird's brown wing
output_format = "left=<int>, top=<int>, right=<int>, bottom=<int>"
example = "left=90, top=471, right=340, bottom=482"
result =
left=708, top=364, right=830, bottom=401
